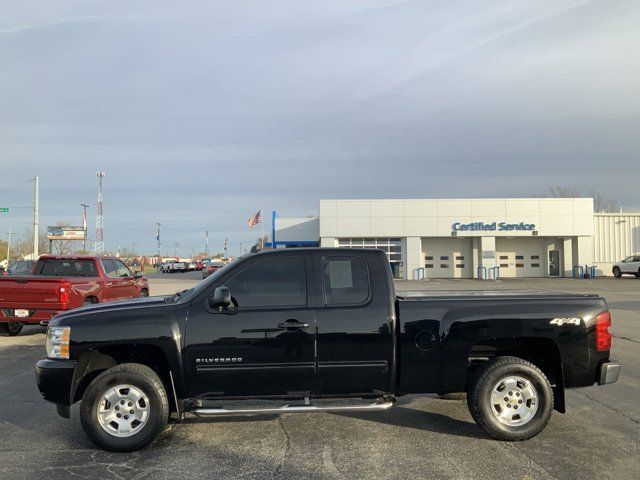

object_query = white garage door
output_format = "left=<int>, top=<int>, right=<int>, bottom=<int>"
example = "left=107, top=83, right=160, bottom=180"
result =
left=422, top=238, right=472, bottom=278
left=496, top=238, right=545, bottom=277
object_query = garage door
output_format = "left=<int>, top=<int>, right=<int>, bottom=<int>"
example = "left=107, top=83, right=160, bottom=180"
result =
left=422, top=238, right=472, bottom=278
left=496, top=238, right=545, bottom=277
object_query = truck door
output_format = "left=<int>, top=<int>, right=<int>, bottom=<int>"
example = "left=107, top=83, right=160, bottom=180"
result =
left=312, top=252, right=394, bottom=395
left=100, top=259, right=129, bottom=301
left=184, top=254, right=316, bottom=397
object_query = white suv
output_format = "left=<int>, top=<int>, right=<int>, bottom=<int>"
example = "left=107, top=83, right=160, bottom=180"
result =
left=612, top=255, right=640, bottom=278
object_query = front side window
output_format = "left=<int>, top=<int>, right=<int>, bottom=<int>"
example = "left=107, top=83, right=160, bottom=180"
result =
left=225, top=257, right=307, bottom=308
left=323, top=257, right=370, bottom=306
left=114, top=260, right=132, bottom=277
left=101, top=259, right=119, bottom=278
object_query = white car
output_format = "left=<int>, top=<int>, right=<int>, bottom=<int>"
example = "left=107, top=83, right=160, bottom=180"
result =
left=160, top=261, right=187, bottom=273
left=612, top=255, right=640, bottom=278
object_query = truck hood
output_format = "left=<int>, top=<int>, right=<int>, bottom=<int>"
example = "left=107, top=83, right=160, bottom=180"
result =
left=50, top=295, right=169, bottom=324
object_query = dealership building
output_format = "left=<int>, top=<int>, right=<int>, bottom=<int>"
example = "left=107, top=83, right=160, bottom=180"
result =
left=271, top=198, right=640, bottom=279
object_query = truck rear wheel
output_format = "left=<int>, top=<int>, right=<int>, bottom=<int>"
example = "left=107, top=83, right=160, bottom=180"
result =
left=613, top=267, right=621, bottom=278
left=0, top=322, right=23, bottom=336
left=80, top=363, right=169, bottom=452
left=467, top=356, right=553, bottom=441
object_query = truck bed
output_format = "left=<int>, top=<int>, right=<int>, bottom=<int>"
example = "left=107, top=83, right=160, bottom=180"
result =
left=397, top=290, right=599, bottom=300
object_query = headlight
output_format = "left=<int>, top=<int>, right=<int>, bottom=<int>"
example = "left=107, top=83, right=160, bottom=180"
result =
left=46, top=326, right=71, bottom=359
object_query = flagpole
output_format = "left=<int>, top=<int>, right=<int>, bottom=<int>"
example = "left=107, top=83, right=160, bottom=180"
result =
left=260, top=209, right=264, bottom=250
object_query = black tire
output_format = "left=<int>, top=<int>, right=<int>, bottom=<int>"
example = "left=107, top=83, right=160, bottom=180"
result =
left=467, top=356, right=553, bottom=441
left=140, top=288, right=149, bottom=297
left=635, top=269, right=640, bottom=278
left=0, top=322, right=23, bottom=336
left=80, top=363, right=169, bottom=452
left=613, top=267, right=621, bottom=278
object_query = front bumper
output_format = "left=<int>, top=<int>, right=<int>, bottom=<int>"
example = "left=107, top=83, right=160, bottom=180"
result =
left=598, top=360, right=621, bottom=385
left=35, top=358, right=77, bottom=407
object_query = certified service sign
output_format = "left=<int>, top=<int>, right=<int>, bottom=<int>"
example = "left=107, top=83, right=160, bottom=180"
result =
left=452, top=221, right=536, bottom=232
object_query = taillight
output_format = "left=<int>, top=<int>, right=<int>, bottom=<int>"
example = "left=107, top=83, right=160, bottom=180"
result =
left=595, top=311, right=612, bottom=351
left=59, top=281, right=71, bottom=305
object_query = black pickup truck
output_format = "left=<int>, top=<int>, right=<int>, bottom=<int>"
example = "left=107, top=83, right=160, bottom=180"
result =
left=36, top=248, right=620, bottom=451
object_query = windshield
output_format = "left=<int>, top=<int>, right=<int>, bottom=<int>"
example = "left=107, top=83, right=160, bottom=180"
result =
left=167, top=256, right=245, bottom=303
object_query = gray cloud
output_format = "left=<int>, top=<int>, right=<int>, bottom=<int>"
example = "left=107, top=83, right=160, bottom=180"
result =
left=1, top=0, right=638, bottom=255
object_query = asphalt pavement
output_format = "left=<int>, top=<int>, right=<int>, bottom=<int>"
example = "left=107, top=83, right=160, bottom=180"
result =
left=0, top=274, right=637, bottom=479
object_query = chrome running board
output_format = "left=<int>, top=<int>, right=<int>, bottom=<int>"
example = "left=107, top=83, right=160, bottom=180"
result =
left=192, top=400, right=394, bottom=417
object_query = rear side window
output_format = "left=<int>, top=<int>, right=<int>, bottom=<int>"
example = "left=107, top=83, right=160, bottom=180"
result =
left=322, top=257, right=370, bottom=306
left=36, top=259, right=97, bottom=277
left=225, top=257, right=307, bottom=308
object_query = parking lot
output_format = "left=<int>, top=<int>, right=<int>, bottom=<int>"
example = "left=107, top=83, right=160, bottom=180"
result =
left=1, top=274, right=638, bottom=480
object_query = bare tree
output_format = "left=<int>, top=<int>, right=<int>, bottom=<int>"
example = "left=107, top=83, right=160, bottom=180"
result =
left=547, top=186, right=580, bottom=198
left=590, top=190, right=620, bottom=213
left=544, top=186, right=620, bottom=213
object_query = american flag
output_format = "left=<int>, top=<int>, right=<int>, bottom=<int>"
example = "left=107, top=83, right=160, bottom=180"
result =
left=247, top=210, right=262, bottom=228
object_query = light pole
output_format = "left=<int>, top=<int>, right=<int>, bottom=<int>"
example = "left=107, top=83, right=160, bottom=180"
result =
left=156, top=223, right=161, bottom=261
left=95, top=171, right=106, bottom=254
left=80, top=204, right=90, bottom=252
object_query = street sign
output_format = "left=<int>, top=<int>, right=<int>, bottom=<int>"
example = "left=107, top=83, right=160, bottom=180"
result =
left=0, top=208, right=8, bottom=213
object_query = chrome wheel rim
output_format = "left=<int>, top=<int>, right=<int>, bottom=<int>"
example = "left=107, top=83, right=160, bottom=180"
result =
left=490, top=376, right=538, bottom=427
left=96, top=384, right=150, bottom=437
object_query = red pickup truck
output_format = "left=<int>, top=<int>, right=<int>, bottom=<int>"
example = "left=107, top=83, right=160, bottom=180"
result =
left=0, top=255, right=149, bottom=336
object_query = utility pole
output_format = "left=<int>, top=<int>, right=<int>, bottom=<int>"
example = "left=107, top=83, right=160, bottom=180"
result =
left=6, top=228, right=14, bottom=264
left=33, top=176, right=39, bottom=258
left=156, top=223, right=161, bottom=261
left=174, top=242, right=179, bottom=259
left=205, top=230, right=209, bottom=256
left=80, top=203, right=90, bottom=252
left=95, top=172, right=106, bottom=254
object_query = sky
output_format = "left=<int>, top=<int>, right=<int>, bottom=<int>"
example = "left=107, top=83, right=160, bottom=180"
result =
left=1, top=0, right=639, bottom=256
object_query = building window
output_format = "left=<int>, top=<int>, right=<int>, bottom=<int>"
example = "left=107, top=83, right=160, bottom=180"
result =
left=425, top=264, right=434, bottom=268
left=425, top=256, right=433, bottom=260
left=516, top=263, right=525, bottom=268
left=456, top=264, right=465, bottom=268
left=456, top=256, right=464, bottom=260
left=500, top=255, right=508, bottom=260
left=440, top=256, right=449, bottom=261
left=532, top=263, right=540, bottom=267
left=337, top=238, right=402, bottom=266
left=516, top=255, right=524, bottom=260
left=531, top=255, right=540, bottom=260
left=500, top=263, right=508, bottom=268
left=440, top=264, right=449, bottom=268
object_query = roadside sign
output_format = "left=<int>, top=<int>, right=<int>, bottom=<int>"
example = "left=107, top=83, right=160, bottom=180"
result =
left=0, top=208, right=8, bottom=213
left=47, top=226, right=85, bottom=240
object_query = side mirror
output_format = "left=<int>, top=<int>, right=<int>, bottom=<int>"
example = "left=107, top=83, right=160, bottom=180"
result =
left=210, top=286, right=232, bottom=309
left=134, top=271, right=144, bottom=279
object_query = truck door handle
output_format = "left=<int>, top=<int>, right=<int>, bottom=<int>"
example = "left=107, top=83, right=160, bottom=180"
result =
left=277, top=319, right=309, bottom=330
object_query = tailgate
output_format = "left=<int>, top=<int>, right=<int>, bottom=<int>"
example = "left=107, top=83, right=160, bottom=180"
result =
left=0, top=277, right=64, bottom=309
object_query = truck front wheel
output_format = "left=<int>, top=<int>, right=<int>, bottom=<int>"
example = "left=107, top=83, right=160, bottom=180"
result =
left=467, top=356, right=553, bottom=441
left=80, top=363, right=169, bottom=452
